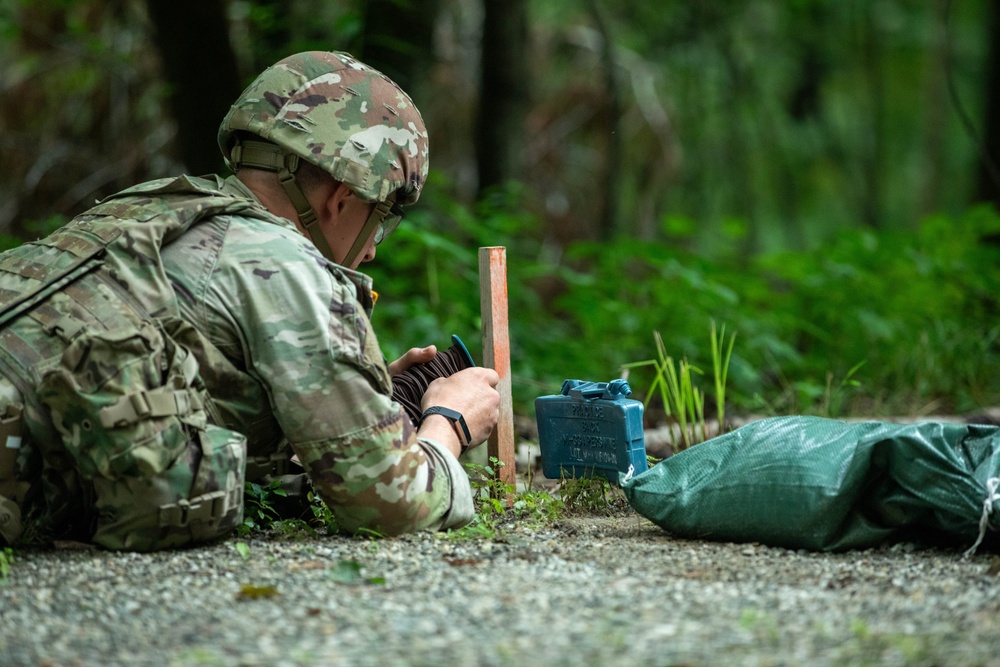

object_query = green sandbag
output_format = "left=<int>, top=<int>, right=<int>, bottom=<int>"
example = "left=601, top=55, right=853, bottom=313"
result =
left=621, top=416, right=1000, bottom=552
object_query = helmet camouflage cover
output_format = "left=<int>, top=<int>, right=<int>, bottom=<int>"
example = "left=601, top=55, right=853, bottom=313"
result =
left=218, top=51, right=428, bottom=205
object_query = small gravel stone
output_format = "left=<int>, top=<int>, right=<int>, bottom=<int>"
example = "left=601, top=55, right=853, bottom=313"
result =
left=1, top=513, right=999, bottom=666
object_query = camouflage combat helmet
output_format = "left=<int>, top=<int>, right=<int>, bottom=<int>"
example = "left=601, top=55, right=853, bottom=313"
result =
left=218, top=51, right=429, bottom=265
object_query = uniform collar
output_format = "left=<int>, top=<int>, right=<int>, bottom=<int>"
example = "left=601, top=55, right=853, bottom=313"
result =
left=222, top=175, right=376, bottom=314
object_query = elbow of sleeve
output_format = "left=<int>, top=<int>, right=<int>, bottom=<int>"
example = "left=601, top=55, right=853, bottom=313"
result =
left=327, top=487, right=460, bottom=537
left=294, top=423, right=475, bottom=536
left=318, top=449, right=474, bottom=536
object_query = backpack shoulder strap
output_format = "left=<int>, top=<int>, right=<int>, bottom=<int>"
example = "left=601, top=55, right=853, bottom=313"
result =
left=0, top=222, right=122, bottom=329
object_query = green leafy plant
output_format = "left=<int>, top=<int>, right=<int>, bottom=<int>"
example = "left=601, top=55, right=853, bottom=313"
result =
left=237, top=480, right=341, bottom=538
left=447, top=457, right=565, bottom=540
left=512, top=488, right=564, bottom=524
left=448, top=457, right=516, bottom=539
left=370, top=182, right=999, bottom=420
left=237, top=480, right=287, bottom=536
left=558, top=475, right=626, bottom=514
left=662, top=349, right=706, bottom=449
left=711, top=320, right=737, bottom=433
left=305, top=491, right=339, bottom=534
left=621, top=331, right=703, bottom=449
left=0, top=547, right=13, bottom=579
left=623, top=323, right=737, bottom=451
left=822, top=360, right=866, bottom=418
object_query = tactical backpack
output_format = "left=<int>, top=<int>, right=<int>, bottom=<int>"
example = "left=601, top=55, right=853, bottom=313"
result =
left=0, top=175, right=274, bottom=550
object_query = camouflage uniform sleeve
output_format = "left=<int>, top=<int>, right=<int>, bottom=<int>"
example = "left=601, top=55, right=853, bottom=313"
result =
left=414, top=435, right=474, bottom=528
left=210, top=219, right=473, bottom=535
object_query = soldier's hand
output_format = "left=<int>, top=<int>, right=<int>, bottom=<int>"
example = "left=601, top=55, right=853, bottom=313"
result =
left=388, top=345, right=437, bottom=376
left=419, top=367, right=500, bottom=454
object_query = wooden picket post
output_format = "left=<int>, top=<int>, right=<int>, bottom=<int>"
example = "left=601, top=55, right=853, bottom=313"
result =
left=479, top=246, right=516, bottom=498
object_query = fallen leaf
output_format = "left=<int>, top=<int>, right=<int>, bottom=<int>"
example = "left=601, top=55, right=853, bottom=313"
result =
left=52, top=541, right=96, bottom=551
left=289, top=559, right=328, bottom=572
left=329, top=559, right=363, bottom=584
left=237, top=584, right=279, bottom=600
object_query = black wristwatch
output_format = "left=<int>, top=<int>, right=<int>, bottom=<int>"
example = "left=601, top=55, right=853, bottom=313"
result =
left=420, top=406, right=473, bottom=453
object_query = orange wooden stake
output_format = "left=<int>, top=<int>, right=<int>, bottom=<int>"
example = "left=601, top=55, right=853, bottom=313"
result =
left=479, top=246, right=515, bottom=497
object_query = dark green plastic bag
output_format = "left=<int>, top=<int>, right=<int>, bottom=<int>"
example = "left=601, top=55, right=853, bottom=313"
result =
left=621, top=417, right=1000, bottom=553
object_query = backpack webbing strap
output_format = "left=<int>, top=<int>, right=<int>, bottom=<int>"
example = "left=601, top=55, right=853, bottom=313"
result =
left=99, top=388, right=205, bottom=429
left=231, top=138, right=338, bottom=263
left=244, top=449, right=297, bottom=481
left=27, top=304, right=86, bottom=345
left=158, top=486, right=242, bottom=528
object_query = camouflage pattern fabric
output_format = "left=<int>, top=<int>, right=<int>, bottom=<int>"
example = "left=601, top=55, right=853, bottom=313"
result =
left=0, top=191, right=253, bottom=550
left=161, top=176, right=472, bottom=535
left=218, top=51, right=429, bottom=206
left=0, top=173, right=472, bottom=549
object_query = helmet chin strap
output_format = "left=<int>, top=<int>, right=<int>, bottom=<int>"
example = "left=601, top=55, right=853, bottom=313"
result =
left=231, top=139, right=338, bottom=263
left=342, top=194, right=394, bottom=268
left=276, top=161, right=339, bottom=264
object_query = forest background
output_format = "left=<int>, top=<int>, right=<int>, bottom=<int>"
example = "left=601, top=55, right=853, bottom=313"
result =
left=1, top=0, right=999, bottom=426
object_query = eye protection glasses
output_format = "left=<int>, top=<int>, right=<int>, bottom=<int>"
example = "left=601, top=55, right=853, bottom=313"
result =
left=373, top=200, right=406, bottom=245
left=342, top=193, right=406, bottom=266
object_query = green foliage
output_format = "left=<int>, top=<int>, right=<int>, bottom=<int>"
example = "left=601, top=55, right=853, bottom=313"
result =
left=371, top=184, right=999, bottom=418
left=237, top=480, right=339, bottom=538
left=449, top=457, right=516, bottom=539
left=512, top=488, right=565, bottom=524
left=0, top=215, right=65, bottom=252
left=447, top=457, right=565, bottom=540
left=711, top=321, right=737, bottom=432
left=527, top=1, right=991, bottom=245
left=558, top=476, right=626, bottom=515
left=0, top=547, right=13, bottom=579
left=622, top=331, right=708, bottom=450
left=238, top=480, right=287, bottom=536
left=748, top=206, right=1000, bottom=414
left=306, top=491, right=339, bottom=534
left=622, top=321, right=736, bottom=450
left=450, top=454, right=636, bottom=539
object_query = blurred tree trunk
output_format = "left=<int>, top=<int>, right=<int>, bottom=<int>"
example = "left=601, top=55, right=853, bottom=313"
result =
left=976, top=0, right=1000, bottom=212
left=145, top=0, right=242, bottom=175
left=859, top=4, right=885, bottom=228
left=361, top=0, right=439, bottom=104
left=718, top=39, right=759, bottom=248
left=588, top=0, right=622, bottom=242
left=476, top=0, right=529, bottom=197
left=919, top=0, right=950, bottom=218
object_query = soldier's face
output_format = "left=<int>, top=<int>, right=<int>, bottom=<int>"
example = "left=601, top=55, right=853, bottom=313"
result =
left=327, top=192, right=380, bottom=268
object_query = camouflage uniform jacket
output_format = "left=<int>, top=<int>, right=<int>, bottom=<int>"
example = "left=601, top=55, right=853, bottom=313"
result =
left=0, top=174, right=472, bottom=541
left=156, top=175, right=474, bottom=535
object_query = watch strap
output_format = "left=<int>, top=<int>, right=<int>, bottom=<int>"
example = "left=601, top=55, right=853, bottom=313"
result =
left=420, top=405, right=473, bottom=452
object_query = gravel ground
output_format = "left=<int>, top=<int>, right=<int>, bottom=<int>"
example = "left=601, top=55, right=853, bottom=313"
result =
left=2, top=510, right=999, bottom=667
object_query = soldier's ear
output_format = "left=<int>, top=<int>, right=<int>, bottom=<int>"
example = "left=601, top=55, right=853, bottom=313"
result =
left=322, top=181, right=354, bottom=224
